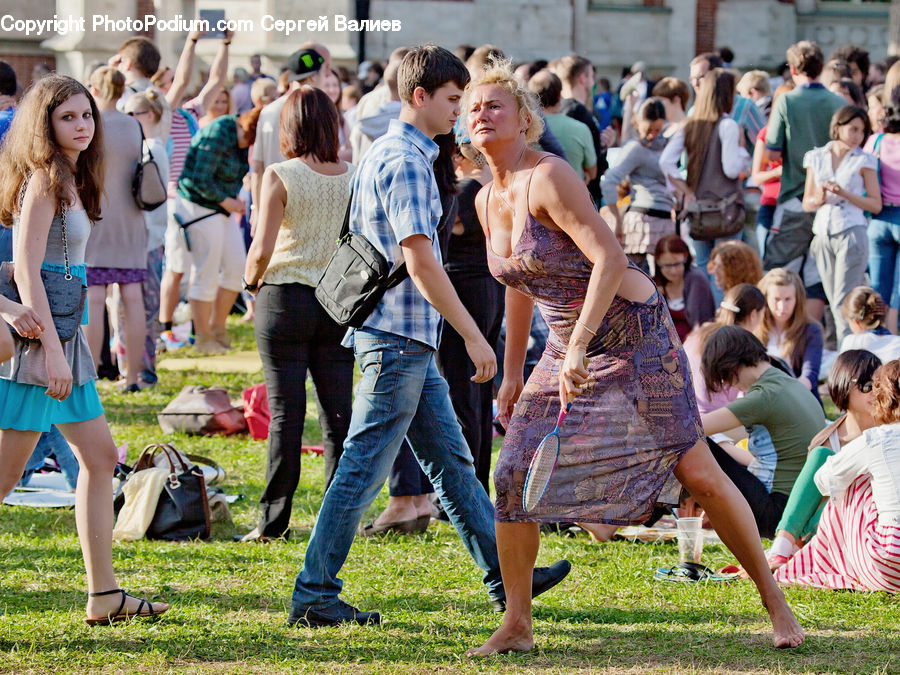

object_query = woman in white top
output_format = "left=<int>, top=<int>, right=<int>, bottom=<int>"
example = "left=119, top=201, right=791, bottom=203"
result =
left=775, top=359, right=900, bottom=592
left=238, top=86, right=356, bottom=542
left=659, top=68, right=750, bottom=277
left=803, top=105, right=881, bottom=344
left=841, top=286, right=900, bottom=363
left=123, top=89, right=170, bottom=390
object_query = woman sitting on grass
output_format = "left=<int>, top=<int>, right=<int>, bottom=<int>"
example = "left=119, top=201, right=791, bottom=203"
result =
left=764, top=349, right=880, bottom=570
left=756, top=268, right=824, bottom=403
left=683, top=283, right=766, bottom=415
left=652, top=234, right=715, bottom=343
left=841, top=286, right=900, bottom=363
left=775, top=359, right=900, bottom=592
left=706, top=240, right=763, bottom=304
left=701, top=326, right=827, bottom=538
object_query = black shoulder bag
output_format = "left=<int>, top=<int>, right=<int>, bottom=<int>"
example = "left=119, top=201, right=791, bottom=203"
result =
left=315, top=191, right=410, bottom=328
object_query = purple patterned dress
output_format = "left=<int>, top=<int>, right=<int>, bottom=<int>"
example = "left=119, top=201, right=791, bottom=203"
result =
left=487, top=197, right=704, bottom=525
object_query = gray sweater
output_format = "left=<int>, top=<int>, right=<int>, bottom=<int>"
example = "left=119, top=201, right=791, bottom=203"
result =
left=601, top=134, right=673, bottom=211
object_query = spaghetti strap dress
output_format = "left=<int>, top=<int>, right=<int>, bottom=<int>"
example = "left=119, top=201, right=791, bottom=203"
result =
left=487, top=157, right=703, bottom=524
left=0, top=209, right=104, bottom=432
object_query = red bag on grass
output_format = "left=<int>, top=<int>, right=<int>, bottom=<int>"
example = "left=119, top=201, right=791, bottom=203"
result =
left=240, top=383, right=324, bottom=455
left=243, top=383, right=270, bottom=441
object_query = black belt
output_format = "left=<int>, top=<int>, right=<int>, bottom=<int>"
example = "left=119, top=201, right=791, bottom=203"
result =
left=628, top=206, right=673, bottom=220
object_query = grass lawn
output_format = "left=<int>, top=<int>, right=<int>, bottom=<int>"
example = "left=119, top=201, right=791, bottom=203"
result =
left=1, top=319, right=899, bottom=674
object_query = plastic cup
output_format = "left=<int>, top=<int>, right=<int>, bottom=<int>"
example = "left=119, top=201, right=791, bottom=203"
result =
left=676, top=516, right=704, bottom=563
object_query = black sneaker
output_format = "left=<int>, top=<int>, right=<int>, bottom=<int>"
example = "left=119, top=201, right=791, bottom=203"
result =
left=288, top=599, right=382, bottom=628
left=490, top=559, right=572, bottom=612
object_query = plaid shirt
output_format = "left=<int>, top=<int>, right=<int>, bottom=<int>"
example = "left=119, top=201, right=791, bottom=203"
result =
left=343, top=119, right=443, bottom=349
left=731, top=94, right=766, bottom=149
left=177, top=115, right=248, bottom=214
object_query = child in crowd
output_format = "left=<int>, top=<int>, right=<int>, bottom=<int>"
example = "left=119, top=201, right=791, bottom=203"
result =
left=841, top=286, right=900, bottom=362
left=803, top=105, right=881, bottom=344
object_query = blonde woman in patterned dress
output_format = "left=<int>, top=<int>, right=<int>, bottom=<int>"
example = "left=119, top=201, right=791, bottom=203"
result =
left=464, top=60, right=805, bottom=656
left=240, top=86, right=356, bottom=541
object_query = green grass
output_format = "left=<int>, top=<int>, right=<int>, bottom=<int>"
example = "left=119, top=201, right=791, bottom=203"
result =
left=1, top=319, right=898, bottom=673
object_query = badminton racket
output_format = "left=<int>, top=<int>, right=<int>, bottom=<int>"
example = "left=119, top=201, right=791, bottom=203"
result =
left=523, top=392, right=575, bottom=512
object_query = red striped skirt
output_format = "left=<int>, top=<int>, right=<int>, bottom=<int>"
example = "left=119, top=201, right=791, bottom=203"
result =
left=774, top=475, right=900, bottom=592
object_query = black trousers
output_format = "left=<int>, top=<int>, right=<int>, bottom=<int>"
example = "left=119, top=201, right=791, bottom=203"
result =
left=388, top=273, right=505, bottom=497
left=707, top=437, right=788, bottom=539
left=254, top=283, right=353, bottom=537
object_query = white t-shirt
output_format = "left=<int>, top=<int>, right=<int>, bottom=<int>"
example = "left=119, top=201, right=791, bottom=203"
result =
left=252, top=95, right=289, bottom=169
left=840, top=330, right=900, bottom=364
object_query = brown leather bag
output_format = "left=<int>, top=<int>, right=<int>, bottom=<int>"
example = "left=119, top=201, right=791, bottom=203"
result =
left=157, top=385, right=248, bottom=435
left=682, top=120, right=746, bottom=241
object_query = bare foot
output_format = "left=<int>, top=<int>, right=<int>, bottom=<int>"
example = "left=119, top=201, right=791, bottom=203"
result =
left=374, top=496, right=418, bottom=527
left=466, top=622, right=534, bottom=657
left=412, top=494, right=434, bottom=519
left=577, top=522, right=618, bottom=543
left=86, top=591, right=169, bottom=622
left=765, top=592, right=805, bottom=648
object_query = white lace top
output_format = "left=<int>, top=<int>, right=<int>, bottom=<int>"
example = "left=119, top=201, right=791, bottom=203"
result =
left=263, top=159, right=355, bottom=287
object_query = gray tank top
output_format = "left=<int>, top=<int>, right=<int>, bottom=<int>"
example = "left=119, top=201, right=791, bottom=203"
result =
left=12, top=208, right=91, bottom=267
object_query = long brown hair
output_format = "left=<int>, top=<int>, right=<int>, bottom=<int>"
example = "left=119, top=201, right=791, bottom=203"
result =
left=754, top=268, right=812, bottom=375
left=683, top=69, right=735, bottom=190
left=0, top=75, right=104, bottom=225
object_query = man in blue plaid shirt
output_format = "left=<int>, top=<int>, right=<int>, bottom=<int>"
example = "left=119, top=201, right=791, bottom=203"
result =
left=289, top=44, right=569, bottom=629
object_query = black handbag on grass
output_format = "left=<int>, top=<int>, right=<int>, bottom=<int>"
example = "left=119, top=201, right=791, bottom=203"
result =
left=315, top=191, right=409, bottom=328
left=0, top=203, right=86, bottom=342
left=135, top=443, right=211, bottom=541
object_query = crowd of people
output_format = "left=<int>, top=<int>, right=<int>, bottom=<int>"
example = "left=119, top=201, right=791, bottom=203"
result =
left=0, top=29, right=898, bottom=656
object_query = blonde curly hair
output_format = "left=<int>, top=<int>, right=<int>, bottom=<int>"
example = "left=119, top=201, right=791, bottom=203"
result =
left=463, top=57, right=544, bottom=146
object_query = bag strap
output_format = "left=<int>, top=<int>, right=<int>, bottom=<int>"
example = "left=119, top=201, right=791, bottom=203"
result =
left=873, top=132, right=884, bottom=186
left=137, top=123, right=156, bottom=163
left=16, top=174, right=70, bottom=278
left=135, top=442, right=190, bottom=474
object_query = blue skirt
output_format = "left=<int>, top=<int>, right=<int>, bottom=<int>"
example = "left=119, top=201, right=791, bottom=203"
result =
left=0, top=378, right=104, bottom=432
left=0, top=261, right=101, bottom=432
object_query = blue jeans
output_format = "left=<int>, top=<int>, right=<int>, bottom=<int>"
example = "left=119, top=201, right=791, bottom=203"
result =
left=291, top=328, right=503, bottom=610
left=868, top=205, right=900, bottom=309
left=756, top=203, right=776, bottom=259
left=688, top=231, right=743, bottom=306
left=20, top=426, right=80, bottom=491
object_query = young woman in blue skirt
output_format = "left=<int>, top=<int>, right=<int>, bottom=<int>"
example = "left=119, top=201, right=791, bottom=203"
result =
left=0, top=75, right=168, bottom=625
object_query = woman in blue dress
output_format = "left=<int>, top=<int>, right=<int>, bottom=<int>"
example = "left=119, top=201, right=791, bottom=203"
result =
left=0, top=75, right=168, bottom=625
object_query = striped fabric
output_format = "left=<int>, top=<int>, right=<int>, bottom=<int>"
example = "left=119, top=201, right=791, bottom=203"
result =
left=774, top=475, right=900, bottom=592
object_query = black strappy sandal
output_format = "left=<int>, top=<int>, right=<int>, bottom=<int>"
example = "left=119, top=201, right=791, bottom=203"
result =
left=83, top=588, right=168, bottom=626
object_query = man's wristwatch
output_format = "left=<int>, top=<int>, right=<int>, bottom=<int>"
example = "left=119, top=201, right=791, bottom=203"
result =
left=242, top=276, right=259, bottom=292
